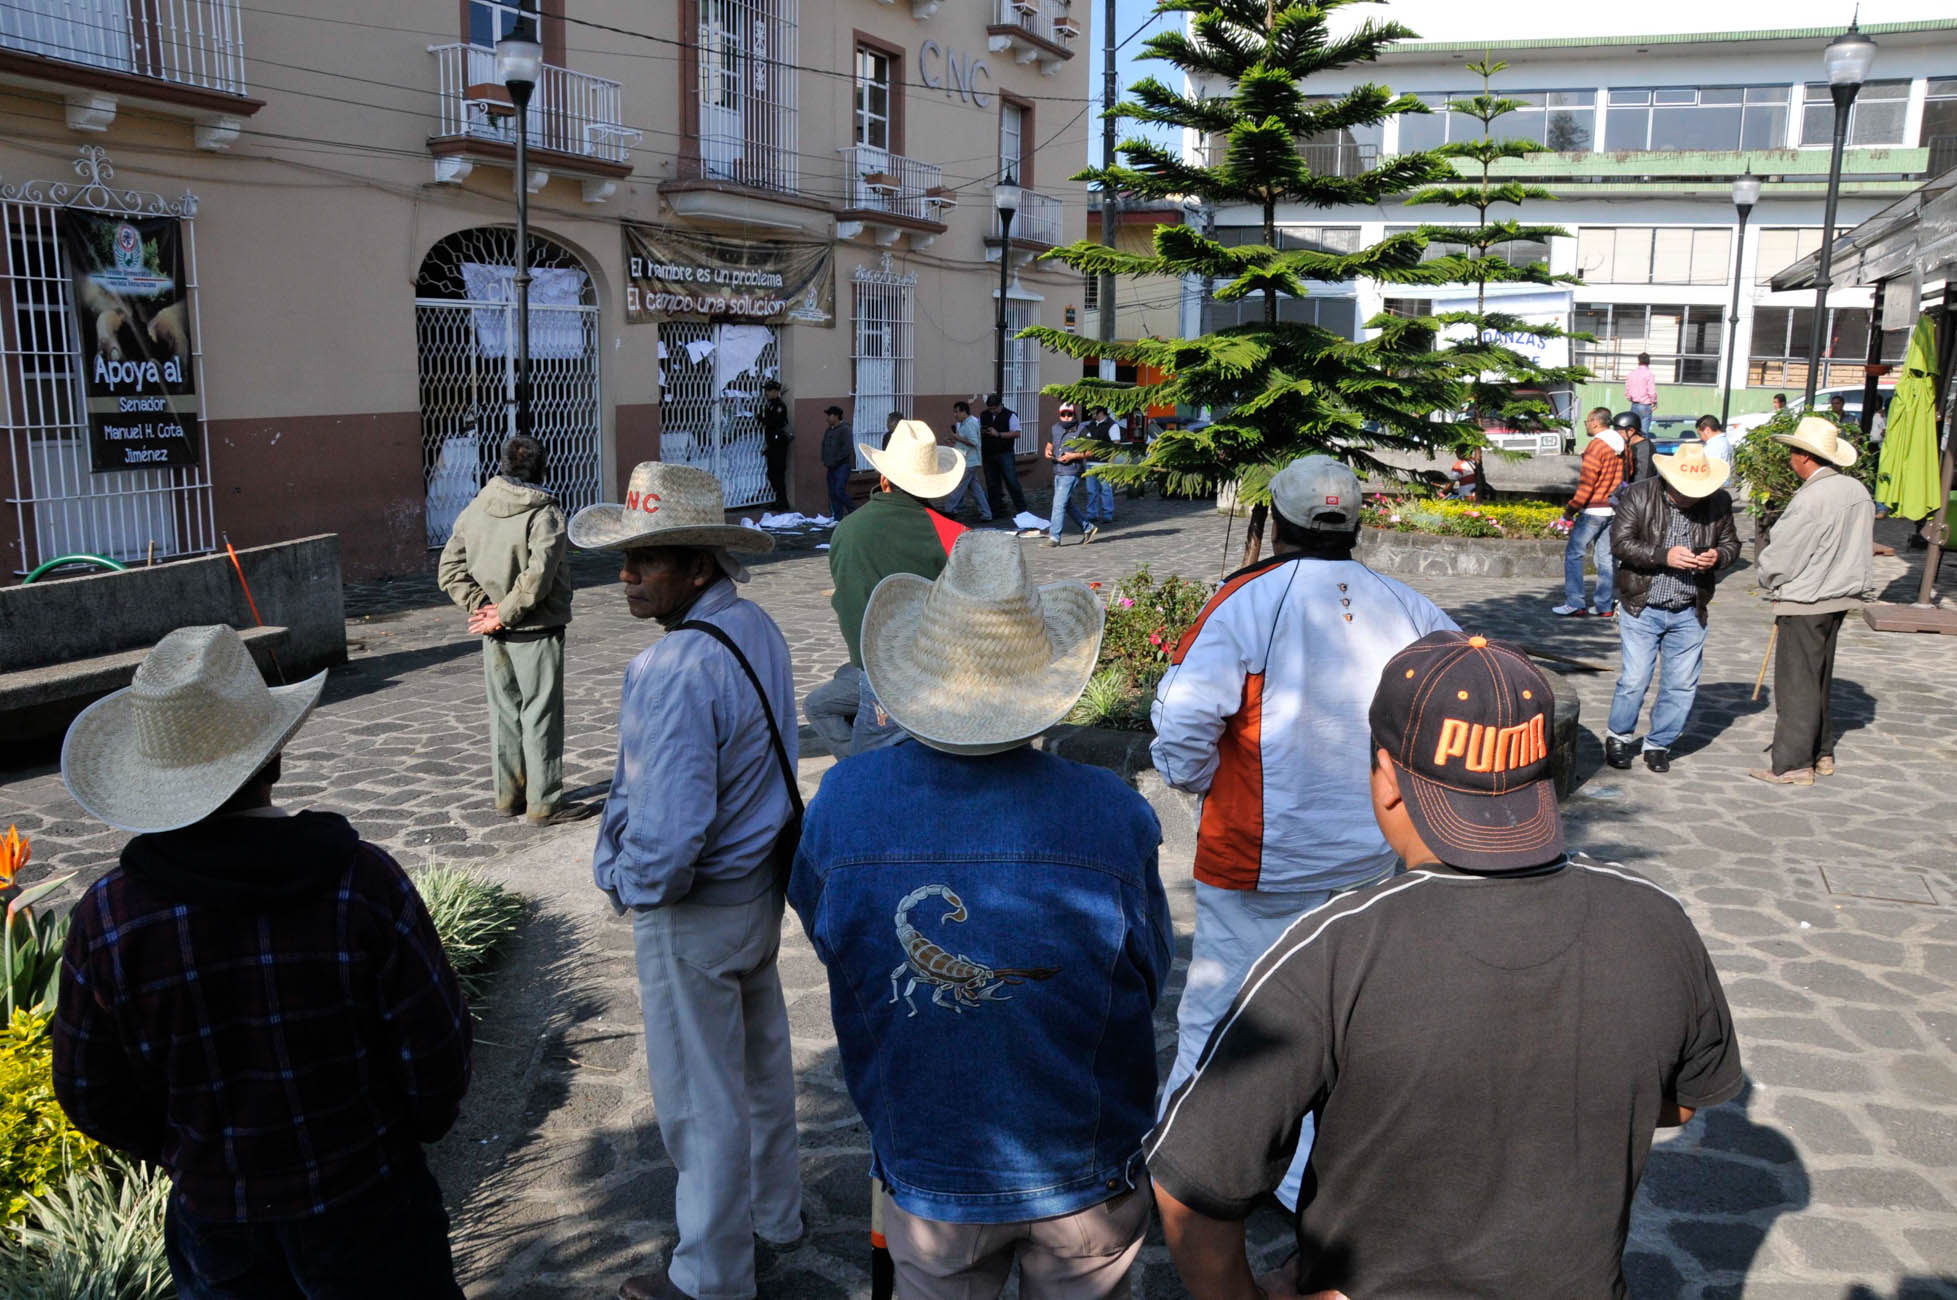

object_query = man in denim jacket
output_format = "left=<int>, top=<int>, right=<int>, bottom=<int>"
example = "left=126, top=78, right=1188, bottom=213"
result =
left=791, top=530, right=1171, bottom=1300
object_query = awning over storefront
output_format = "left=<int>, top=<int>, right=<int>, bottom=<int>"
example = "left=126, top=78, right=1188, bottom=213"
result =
left=1769, top=165, right=1957, bottom=294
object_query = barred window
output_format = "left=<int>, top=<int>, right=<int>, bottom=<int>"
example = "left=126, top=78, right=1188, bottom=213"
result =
left=851, top=259, right=916, bottom=469
left=1572, top=303, right=1723, bottom=384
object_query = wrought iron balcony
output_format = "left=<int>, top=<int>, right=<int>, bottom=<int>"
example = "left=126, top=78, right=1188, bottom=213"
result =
left=428, top=42, right=640, bottom=197
left=1199, top=134, right=1378, bottom=178
left=838, top=146, right=954, bottom=236
left=0, top=0, right=246, bottom=94
left=990, top=187, right=1063, bottom=248
left=987, top=0, right=1076, bottom=73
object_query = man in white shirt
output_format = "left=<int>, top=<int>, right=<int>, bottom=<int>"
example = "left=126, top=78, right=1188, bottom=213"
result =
left=939, top=399, right=992, bottom=521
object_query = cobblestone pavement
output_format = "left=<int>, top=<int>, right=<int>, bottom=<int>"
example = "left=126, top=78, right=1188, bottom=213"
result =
left=4, top=489, right=1956, bottom=1299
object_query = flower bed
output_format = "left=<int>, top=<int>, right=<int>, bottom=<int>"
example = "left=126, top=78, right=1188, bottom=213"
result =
left=1361, top=494, right=1565, bottom=539
left=1068, top=567, right=1215, bottom=730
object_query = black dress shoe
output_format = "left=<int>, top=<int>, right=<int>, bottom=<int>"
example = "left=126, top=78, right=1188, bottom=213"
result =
left=1604, top=735, right=1635, bottom=769
left=1643, top=747, right=1671, bottom=773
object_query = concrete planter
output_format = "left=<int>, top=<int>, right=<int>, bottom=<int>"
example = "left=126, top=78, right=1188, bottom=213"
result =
left=1356, top=525, right=1564, bottom=579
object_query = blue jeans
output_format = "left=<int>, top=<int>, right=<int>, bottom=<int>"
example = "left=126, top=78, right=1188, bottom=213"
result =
left=165, top=1163, right=464, bottom=1299
left=1630, top=402, right=1654, bottom=433
left=826, top=463, right=854, bottom=520
left=1563, top=513, right=1615, bottom=613
left=1607, top=603, right=1707, bottom=750
left=851, top=670, right=907, bottom=753
left=1083, top=473, right=1116, bottom=523
left=941, top=466, right=991, bottom=519
left=1047, top=475, right=1092, bottom=540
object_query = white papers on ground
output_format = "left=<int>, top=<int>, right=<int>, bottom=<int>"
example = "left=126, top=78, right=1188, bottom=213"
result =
left=1012, top=511, right=1049, bottom=531
left=756, top=511, right=835, bottom=530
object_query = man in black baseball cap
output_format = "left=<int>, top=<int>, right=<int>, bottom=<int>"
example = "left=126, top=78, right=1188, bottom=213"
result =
left=1149, top=630, right=1743, bottom=1300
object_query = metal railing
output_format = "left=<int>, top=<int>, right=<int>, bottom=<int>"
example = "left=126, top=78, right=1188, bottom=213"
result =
left=992, top=188, right=1063, bottom=246
left=1200, top=134, right=1377, bottom=177
left=992, top=0, right=1076, bottom=45
left=429, top=43, right=635, bottom=165
left=0, top=0, right=246, bottom=95
left=838, top=146, right=946, bottom=222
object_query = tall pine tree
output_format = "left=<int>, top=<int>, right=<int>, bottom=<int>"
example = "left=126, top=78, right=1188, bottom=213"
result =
left=1402, top=57, right=1588, bottom=441
left=1031, top=0, right=1506, bottom=565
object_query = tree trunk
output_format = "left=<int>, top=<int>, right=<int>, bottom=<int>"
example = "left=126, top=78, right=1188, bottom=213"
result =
left=1240, top=502, right=1267, bottom=569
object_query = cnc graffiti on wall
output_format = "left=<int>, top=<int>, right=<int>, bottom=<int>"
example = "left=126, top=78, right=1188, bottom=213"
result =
left=59, top=211, right=200, bottom=472
left=622, top=224, right=834, bottom=327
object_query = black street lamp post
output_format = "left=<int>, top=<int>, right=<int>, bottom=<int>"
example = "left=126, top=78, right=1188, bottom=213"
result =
left=497, top=18, right=543, bottom=441
left=1802, top=19, right=1876, bottom=408
left=993, top=174, right=1020, bottom=404
left=1720, top=169, right=1761, bottom=429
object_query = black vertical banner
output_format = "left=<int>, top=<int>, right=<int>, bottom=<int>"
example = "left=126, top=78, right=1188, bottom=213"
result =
left=59, top=211, right=202, bottom=472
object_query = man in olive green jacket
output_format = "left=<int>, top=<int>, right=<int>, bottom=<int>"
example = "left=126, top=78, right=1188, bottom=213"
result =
left=438, top=434, right=581, bottom=823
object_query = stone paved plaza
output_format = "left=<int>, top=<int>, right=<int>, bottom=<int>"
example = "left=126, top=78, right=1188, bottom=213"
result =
left=4, top=490, right=1956, bottom=1298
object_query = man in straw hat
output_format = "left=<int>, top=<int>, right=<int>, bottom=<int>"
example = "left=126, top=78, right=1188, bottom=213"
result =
left=1601, top=440, right=1741, bottom=774
left=569, top=463, right=805, bottom=1300
left=437, top=433, right=588, bottom=825
left=807, top=418, right=967, bottom=757
left=52, top=625, right=474, bottom=1297
left=1149, top=631, right=1742, bottom=1300
left=790, top=530, right=1170, bottom=1300
left=1751, top=415, right=1875, bottom=785
left=1150, top=453, right=1456, bottom=1212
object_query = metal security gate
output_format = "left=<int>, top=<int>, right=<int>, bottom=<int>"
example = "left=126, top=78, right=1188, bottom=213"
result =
left=1, top=146, right=215, bottom=573
left=657, top=321, right=777, bottom=509
left=415, top=227, right=601, bottom=548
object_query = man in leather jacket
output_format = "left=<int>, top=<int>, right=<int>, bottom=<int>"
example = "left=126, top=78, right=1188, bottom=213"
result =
left=1603, top=442, right=1740, bottom=774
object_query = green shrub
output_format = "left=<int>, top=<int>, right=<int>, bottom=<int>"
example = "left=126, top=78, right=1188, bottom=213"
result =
left=1362, top=494, right=1564, bottom=539
left=1066, top=667, right=1151, bottom=731
left=1730, top=410, right=1878, bottom=526
left=410, top=866, right=526, bottom=1000
left=1098, top=566, right=1215, bottom=694
left=0, top=1153, right=172, bottom=1300
left=0, top=1013, right=101, bottom=1225
left=3, top=910, right=69, bottom=1022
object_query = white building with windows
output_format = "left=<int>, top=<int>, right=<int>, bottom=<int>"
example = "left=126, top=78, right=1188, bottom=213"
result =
left=1182, top=19, right=1957, bottom=435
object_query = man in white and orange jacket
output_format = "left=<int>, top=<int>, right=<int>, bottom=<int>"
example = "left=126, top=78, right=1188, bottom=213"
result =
left=1150, top=454, right=1456, bottom=1210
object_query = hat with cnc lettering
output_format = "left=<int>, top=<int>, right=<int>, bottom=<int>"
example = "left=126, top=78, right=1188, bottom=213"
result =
left=1368, top=630, right=1563, bottom=872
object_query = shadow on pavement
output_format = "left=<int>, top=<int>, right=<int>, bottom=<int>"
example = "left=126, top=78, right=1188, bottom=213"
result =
left=1846, top=1280, right=1957, bottom=1299
left=321, top=638, right=479, bottom=705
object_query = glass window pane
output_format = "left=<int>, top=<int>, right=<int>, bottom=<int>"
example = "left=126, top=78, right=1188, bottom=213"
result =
left=1652, top=105, right=1741, bottom=151
left=1654, top=88, right=1697, bottom=105
left=1608, top=89, right=1651, bottom=105
left=1399, top=113, right=1445, bottom=152
left=1548, top=109, right=1593, bottom=151
left=1862, top=80, right=1910, bottom=102
left=1606, top=107, right=1649, bottom=150
left=1741, top=105, right=1786, bottom=150
left=1746, top=86, right=1789, bottom=104
left=1702, top=88, right=1743, bottom=105
left=1651, top=228, right=1695, bottom=283
left=1929, top=79, right=1957, bottom=97
left=1577, top=228, right=1616, bottom=281
left=1828, top=308, right=1870, bottom=359
left=1802, top=100, right=1834, bottom=146
left=1921, top=99, right=1957, bottom=151
left=1850, top=99, right=1906, bottom=146
left=1547, top=90, right=1591, bottom=107
left=1618, top=228, right=1654, bottom=281
left=1691, top=228, right=1732, bottom=284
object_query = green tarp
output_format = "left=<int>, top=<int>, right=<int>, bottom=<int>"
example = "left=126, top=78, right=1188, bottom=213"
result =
left=1875, top=315, right=1943, bottom=522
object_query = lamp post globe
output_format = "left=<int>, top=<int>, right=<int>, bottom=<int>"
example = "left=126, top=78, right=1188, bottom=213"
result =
left=497, top=16, right=542, bottom=442
left=993, top=173, right=1020, bottom=407
left=1802, top=22, right=1876, bottom=408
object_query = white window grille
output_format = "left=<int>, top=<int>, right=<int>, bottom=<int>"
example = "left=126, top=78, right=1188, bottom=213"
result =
left=1, top=146, right=214, bottom=574
left=467, top=0, right=534, bottom=46
left=852, top=257, right=916, bottom=470
left=0, top=0, right=248, bottom=96
left=1083, top=272, right=1098, bottom=311
left=1000, top=101, right=1025, bottom=183
left=657, top=321, right=779, bottom=509
left=697, top=0, right=799, bottom=193
left=1004, top=299, right=1039, bottom=455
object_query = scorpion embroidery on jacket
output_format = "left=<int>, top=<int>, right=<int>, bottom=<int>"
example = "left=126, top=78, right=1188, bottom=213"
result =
left=890, top=885, right=1059, bottom=1017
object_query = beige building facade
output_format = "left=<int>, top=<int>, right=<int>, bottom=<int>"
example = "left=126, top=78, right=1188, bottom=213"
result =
left=0, top=0, right=1090, bottom=579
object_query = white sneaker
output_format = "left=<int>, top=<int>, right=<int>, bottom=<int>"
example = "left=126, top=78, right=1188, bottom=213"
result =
left=1551, top=604, right=1588, bottom=617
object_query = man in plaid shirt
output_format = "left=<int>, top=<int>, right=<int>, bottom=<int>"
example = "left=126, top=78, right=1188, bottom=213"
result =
left=52, top=624, right=473, bottom=1299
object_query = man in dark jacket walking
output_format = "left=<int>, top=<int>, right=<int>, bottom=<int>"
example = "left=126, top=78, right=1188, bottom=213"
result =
left=820, top=405, right=855, bottom=520
left=54, top=625, right=473, bottom=1299
left=1604, top=442, right=1741, bottom=773
left=979, top=393, right=1030, bottom=516
left=437, top=434, right=582, bottom=824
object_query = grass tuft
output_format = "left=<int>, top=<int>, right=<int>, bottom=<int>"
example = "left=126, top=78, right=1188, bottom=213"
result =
left=411, top=864, right=527, bottom=1000
left=0, top=1154, right=173, bottom=1300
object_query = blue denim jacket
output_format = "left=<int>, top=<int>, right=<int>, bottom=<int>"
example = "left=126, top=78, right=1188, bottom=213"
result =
left=789, top=741, right=1171, bottom=1223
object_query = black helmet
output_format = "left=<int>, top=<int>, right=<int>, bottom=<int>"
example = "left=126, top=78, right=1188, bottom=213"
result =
left=1611, top=411, right=1642, bottom=433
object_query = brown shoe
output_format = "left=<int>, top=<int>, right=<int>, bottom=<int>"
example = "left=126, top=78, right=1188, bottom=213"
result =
left=1747, top=767, right=1815, bottom=786
left=526, top=801, right=601, bottom=826
left=619, top=1270, right=698, bottom=1300
left=1814, top=755, right=1836, bottom=777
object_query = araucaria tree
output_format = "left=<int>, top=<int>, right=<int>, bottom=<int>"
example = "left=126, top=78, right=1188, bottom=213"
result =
left=1031, top=0, right=1506, bottom=564
left=1403, top=57, right=1587, bottom=438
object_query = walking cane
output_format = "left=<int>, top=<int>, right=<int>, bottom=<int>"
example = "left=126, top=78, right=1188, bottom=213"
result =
left=1751, top=626, right=1777, bottom=702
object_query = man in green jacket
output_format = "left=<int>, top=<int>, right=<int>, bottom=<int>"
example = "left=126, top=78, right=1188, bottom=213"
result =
left=808, top=419, right=967, bottom=755
left=1750, top=417, right=1875, bottom=786
left=438, top=434, right=584, bottom=823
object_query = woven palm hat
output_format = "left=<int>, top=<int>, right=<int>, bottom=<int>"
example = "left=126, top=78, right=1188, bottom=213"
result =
left=861, top=420, right=966, bottom=498
left=860, top=530, right=1104, bottom=755
left=1651, top=441, right=1732, bottom=499
left=568, top=461, right=774, bottom=553
left=1772, top=415, right=1859, bottom=468
left=61, top=625, right=326, bottom=834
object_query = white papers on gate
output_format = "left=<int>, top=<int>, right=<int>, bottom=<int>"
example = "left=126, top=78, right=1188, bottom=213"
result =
left=459, top=263, right=589, bottom=359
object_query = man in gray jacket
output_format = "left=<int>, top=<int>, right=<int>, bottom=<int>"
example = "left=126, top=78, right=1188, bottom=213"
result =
left=437, top=434, right=579, bottom=823
left=1751, top=417, right=1875, bottom=786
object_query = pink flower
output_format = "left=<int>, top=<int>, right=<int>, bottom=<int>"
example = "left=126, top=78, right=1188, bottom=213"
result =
left=1118, top=596, right=1135, bottom=608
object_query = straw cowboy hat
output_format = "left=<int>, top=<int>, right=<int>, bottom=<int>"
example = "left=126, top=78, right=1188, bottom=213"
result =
left=860, top=530, right=1103, bottom=755
left=1772, top=415, right=1859, bottom=468
left=62, top=625, right=327, bottom=835
left=862, top=419, right=966, bottom=498
left=1651, top=441, right=1732, bottom=499
left=568, top=461, right=774, bottom=553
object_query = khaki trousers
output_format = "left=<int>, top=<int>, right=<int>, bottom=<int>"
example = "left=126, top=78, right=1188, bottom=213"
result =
left=880, top=1184, right=1151, bottom=1300
left=483, top=632, right=564, bottom=815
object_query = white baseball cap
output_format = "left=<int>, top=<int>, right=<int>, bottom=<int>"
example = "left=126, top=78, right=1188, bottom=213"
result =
left=1269, top=455, right=1361, bottom=531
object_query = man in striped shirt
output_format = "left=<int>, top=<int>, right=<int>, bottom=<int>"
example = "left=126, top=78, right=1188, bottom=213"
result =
left=1149, top=631, right=1742, bottom=1300
left=1555, top=407, right=1626, bottom=617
